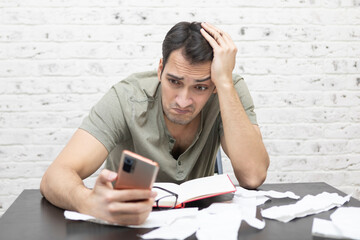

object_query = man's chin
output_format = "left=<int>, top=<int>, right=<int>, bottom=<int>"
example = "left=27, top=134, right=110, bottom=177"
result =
left=166, top=114, right=193, bottom=125
left=168, top=117, right=192, bottom=125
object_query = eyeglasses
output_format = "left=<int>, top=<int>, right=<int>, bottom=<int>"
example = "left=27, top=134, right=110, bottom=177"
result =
left=153, top=186, right=179, bottom=210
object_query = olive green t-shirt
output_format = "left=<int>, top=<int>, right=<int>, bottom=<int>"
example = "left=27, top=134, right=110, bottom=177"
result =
left=80, top=71, right=257, bottom=184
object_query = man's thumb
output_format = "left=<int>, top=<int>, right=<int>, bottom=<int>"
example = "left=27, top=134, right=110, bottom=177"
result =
left=98, top=169, right=117, bottom=185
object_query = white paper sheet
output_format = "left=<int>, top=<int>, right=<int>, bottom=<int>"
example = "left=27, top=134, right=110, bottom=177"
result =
left=231, top=192, right=270, bottom=206
left=312, top=218, right=344, bottom=239
left=312, top=207, right=360, bottom=240
left=196, top=204, right=243, bottom=240
left=235, top=186, right=300, bottom=200
left=64, top=211, right=118, bottom=226
left=261, top=192, right=351, bottom=223
left=64, top=208, right=199, bottom=228
left=331, top=207, right=360, bottom=239
left=141, top=216, right=199, bottom=240
left=141, top=200, right=265, bottom=240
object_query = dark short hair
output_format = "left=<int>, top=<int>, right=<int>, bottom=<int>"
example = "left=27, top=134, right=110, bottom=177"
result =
left=161, top=22, right=213, bottom=74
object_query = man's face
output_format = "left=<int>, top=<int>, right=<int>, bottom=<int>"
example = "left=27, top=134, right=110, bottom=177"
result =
left=157, top=49, right=216, bottom=126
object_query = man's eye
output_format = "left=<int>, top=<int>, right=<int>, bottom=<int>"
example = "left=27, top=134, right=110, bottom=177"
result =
left=195, top=86, right=208, bottom=91
left=169, top=79, right=180, bottom=85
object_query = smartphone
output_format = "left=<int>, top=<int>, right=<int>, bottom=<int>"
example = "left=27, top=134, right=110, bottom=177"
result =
left=114, top=150, right=159, bottom=190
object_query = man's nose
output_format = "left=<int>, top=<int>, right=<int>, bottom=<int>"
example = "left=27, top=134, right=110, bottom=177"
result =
left=176, top=89, right=193, bottom=108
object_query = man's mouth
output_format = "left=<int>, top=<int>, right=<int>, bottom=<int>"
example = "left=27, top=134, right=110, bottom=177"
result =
left=173, top=108, right=191, bottom=114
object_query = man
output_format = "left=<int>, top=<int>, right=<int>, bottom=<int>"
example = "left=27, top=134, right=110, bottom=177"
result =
left=40, top=22, right=269, bottom=225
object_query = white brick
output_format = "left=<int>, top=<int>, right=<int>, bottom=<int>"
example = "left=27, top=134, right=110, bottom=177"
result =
left=1, top=0, right=121, bottom=7
left=275, top=0, right=327, bottom=7
left=0, top=59, right=158, bottom=77
left=0, top=128, right=74, bottom=145
left=236, top=59, right=324, bottom=75
left=270, top=155, right=360, bottom=171
left=0, top=162, right=50, bottom=179
left=256, top=107, right=360, bottom=124
left=237, top=42, right=360, bottom=58
left=0, top=43, right=57, bottom=59
left=0, top=179, right=42, bottom=196
left=264, top=140, right=351, bottom=156
left=0, top=111, right=86, bottom=128
left=255, top=8, right=349, bottom=25
left=271, top=156, right=321, bottom=171
left=324, top=59, right=360, bottom=73
left=266, top=171, right=352, bottom=187
left=0, top=145, right=62, bottom=162
left=0, top=25, right=168, bottom=42
left=341, top=0, right=360, bottom=7
left=322, top=155, right=360, bottom=171
left=0, top=61, right=37, bottom=77
left=260, top=124, right=324, bottom=139
left=349, top=139, right=360, bottom=154
left=245, top=75, right=360, bottom=91
left=323, top=26, right=360, bottom=41
left=324, top=91, right=360, bottom=107
left=320, top=75, right=360, bottom=90
left=0, top=93, right=102, bottom=111
left=252, top=91, right=323, bottom=108
left=0, top=77, right=116, bottom=94
left=323, top=123, right=360, bottom=139
left=2, top=7, right=358, bottom=26
left=256, top=108, right=322, bottom=124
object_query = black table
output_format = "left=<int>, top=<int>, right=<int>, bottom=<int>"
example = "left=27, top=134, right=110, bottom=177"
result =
left=1, top=182, right=359, bottom=240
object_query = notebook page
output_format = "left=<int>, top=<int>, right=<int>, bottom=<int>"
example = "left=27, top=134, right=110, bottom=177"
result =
left=178, top=174, right=235, bottom=203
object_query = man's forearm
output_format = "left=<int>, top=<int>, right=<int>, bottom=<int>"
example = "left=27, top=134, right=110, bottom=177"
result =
left=217, top=81, right=269, bottom=189
left=40, top=165, right=91, bottom=212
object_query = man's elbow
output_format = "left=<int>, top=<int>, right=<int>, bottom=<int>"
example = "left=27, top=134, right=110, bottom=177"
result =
left=40, top=171, right=48, bottom=197
left=40, top=166, right=54, bottom=198
left=237, top=172, right=267, bottom=189
left=235, top=162, right=269, bottom=189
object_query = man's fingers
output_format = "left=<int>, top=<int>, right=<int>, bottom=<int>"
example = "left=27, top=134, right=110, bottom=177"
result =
left=106, top=197, right=154, bottom=225
left=108, top=198, right=154, bottom=215
left=204, top=22, right=235, bottom=45
left=201, top=22, right=225, bottom=40
left=111, top=189, right=157, bottom=202
left=200, top=28, right=217, bottom=48
left=202, top=22, right=221, bottom=34
left=110, top=209, right=152, bottom=225
left=201, top=22, right=226, bottom=46
left=96, top=169, right=117, bottom=185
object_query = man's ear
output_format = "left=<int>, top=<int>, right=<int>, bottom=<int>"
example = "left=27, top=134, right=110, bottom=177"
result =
left=157, top=58, right=163, bottom=82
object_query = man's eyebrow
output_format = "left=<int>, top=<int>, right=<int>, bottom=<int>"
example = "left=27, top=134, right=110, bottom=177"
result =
left=166, top=73, right=211, bottom=83
left=195, top=76, right=211, bottom=82
left=166, top=73, right=184, bottom=80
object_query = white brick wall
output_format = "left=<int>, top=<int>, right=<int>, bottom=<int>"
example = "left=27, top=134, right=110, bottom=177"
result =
left=0, top=0, right=359, bottom=216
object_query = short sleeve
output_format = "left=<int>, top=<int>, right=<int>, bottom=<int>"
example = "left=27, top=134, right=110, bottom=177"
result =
left=218, top=75, right=258, bottom=136
left=79, top=87, right=129, bottom=153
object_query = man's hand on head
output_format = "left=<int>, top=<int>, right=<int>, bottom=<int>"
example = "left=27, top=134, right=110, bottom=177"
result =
left=200, top=22, right=237, bottom=88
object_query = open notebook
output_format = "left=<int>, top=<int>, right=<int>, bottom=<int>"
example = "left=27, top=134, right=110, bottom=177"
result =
left=153, top=174, right=236, bottom=208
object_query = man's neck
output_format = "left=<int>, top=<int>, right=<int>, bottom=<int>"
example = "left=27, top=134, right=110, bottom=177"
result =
left=164, top=114, right=200, bottom=140
left=164, top=114, right=201, bottom=159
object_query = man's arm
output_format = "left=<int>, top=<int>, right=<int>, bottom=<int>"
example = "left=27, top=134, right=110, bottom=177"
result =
left=200, top=22, right=269, bottom=189
left=40, top=129, right=156, bottom=225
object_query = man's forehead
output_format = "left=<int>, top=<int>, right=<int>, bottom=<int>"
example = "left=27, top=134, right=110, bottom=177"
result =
left=165, top=50, right=211, bottom=80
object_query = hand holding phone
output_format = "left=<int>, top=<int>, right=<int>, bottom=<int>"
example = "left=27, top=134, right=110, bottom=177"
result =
left=114, top=150, right=159, bottom=190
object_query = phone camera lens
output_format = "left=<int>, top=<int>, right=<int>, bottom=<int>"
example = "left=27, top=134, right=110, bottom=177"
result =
left=123, top=157, right=134, bottom=173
